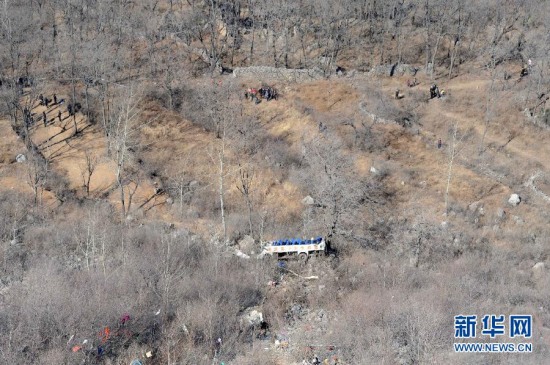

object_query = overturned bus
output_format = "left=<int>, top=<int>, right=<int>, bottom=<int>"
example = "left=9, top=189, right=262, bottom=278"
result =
left=260, top=237, right=326, bottom=261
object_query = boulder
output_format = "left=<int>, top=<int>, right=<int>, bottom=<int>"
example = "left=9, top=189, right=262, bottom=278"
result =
left=302, top=195, right=314, bottom=205
left=508, top=194, right=521, bottom=206
left=15, top=154, right=26, bottom=163
left=242, top=307, right=263, bottom=326
left=238, top=235, right=255, bottom=253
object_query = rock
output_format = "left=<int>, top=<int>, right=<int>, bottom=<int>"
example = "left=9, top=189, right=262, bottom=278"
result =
left=238, top=235, right=255, bottom=253
left=508, top=194, right=521, bottom=206
left=370, top=166, right=377, bottom=174
left=235, top=249, right=250, bottom=259
left=189, top=180, right=199, bottom=188
left=302, top=195, right=314, bottom=205
left=181, top=323, right=189, bottom=335
left=242, top=308, right=263, bottom=326
left=15, top=154, right=26, bottom=163
left=166, top=197, right=174, bottom=205
left=497, top=208, right=506, bottom=219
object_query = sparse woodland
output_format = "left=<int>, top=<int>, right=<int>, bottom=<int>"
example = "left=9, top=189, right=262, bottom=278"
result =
left=1, top=0, right=550, bottom=364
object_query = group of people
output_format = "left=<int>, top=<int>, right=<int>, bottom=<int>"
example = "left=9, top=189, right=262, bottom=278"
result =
left=37, top=93, right=64, bottom=127
left=430, top=84, right=444, bottom=99
left=303, top=355, right=338, bottom=365
left=245, top=85, right=278, bottom=104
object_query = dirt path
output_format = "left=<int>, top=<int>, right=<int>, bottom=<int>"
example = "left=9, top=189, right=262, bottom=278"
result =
left=428, top=80, right=550, bottom=177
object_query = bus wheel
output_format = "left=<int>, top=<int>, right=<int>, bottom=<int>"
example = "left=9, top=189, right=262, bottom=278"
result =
left=299, top=253, right=308, bottom=262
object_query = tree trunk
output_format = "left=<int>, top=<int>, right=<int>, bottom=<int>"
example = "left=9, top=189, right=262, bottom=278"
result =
left=444, top=123, right=459, bottom=214
left=218, top=146, right=227, bottom=244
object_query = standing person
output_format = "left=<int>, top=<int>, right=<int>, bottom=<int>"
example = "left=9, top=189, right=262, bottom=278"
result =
left=53, top=94, right=58, bottom=105
left=39, top=94, right=44, bottom=105
left=58, top=110, right=62, bottom=123
left=437, top=138, right=442, bottom=149
left=214, top=337, right=222, bottom=357
left=45, top=97, right=49, bottom=107
left=43, top=111, right=47, bottom=127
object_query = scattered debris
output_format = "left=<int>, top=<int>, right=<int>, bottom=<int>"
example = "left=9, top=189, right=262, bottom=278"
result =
left=99, top=327, right=111, bottom=343
left=71, top=345, right=81, bottom=352
left=120, top=313, right=131, bottom=325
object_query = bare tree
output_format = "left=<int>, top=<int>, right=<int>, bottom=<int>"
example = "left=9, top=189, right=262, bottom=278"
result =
left=80, top=149, right=97, bottom=197
left=236, top=164, right=255, bottom=236
left=26, top=152, right=49, bottom=208
left=109, top=84, right=142, bottom=219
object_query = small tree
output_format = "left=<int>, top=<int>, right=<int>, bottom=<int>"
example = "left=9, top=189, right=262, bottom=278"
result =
left=80, top=150, right=97, bottom=197
left=236, top=164, right=255, bottom=237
